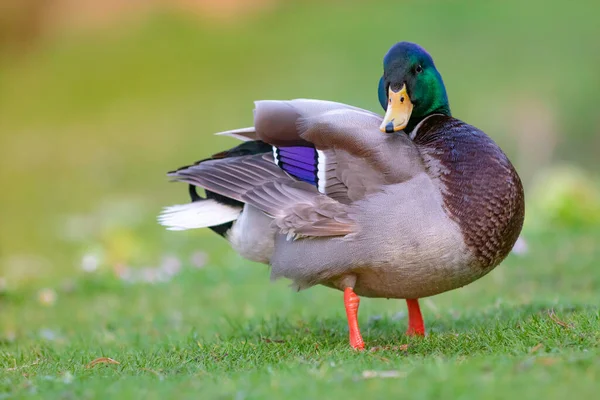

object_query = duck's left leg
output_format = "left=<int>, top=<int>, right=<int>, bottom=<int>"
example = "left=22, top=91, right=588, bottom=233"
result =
left=343, top=285, right=365, bottom=350
left=335, top=275, right=365, bottom=350
left=405, top=298, right=425, bottom=336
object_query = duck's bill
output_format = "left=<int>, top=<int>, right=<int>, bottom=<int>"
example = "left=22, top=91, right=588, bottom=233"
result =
left=380, top=84, right=413, bottom=133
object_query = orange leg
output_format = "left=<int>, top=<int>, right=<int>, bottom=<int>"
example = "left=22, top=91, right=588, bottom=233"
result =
left=344, top=288, right=365, bottom=350
left=405, top=298, right=425, bottom=336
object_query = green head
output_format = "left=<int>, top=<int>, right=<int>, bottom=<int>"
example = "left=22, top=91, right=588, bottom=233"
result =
left=378, top=42, right=451, bottom=133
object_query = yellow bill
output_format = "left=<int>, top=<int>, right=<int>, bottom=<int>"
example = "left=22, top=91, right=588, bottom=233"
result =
left=379, top=84, right=413, bottom=133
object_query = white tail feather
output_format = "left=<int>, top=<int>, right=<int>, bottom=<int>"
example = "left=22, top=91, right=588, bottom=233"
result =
left=215, top=127, right=256, bottom=142
left=158, top=200, right=241, bottom=231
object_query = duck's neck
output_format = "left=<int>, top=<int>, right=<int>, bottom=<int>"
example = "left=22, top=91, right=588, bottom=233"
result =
left=406, top=104, right=451, bottom=134
left=406, top=75, right=451, bottom=133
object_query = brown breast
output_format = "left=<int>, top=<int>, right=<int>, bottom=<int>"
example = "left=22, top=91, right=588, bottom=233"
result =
left=413, top=115, right=525, bottom=270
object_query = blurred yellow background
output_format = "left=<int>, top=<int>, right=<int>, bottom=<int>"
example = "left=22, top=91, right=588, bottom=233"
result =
left=1, top=0, right=599, bottom=287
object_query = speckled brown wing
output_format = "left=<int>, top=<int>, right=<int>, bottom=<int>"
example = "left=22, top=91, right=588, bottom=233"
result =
left=414, top=115, right=525, bottom=270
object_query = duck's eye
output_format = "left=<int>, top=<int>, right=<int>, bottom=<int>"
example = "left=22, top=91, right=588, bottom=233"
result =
left=415, top=65, right=423, bottom=74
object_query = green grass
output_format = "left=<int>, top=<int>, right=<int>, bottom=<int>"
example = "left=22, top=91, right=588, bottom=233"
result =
left=1, top=0, right=600, bottom=398
left=1, top=227, right=599, bottom=398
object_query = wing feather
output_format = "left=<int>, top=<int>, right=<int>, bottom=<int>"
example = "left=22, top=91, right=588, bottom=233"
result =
left=168, top=98, right=423, bottom=239
left=169, top=155, right=355, bottom=238
left=252, top=99, right=423, bottom=202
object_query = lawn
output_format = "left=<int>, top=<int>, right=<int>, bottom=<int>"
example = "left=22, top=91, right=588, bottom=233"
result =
left=1, top=227, right=599, bottom=398
left=1, top=1, right=599, bottom=398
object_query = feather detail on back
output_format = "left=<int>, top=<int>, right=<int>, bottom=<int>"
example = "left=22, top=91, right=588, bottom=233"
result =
left=274, top=196, right=356, bottom=239
left=158, top=200, right=241, bottom=231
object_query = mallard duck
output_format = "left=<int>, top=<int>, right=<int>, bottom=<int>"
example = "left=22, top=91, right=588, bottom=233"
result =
left=159, top=42, right=525, bottom=350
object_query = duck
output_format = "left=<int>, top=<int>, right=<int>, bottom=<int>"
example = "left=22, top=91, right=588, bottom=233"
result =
left=159, top=42, right=525, bottom=350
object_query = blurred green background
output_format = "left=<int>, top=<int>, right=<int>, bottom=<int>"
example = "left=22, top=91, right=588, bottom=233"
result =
left=1, top=2, right=600, bottom=397
left=1, top=0, right=599, bottom=325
